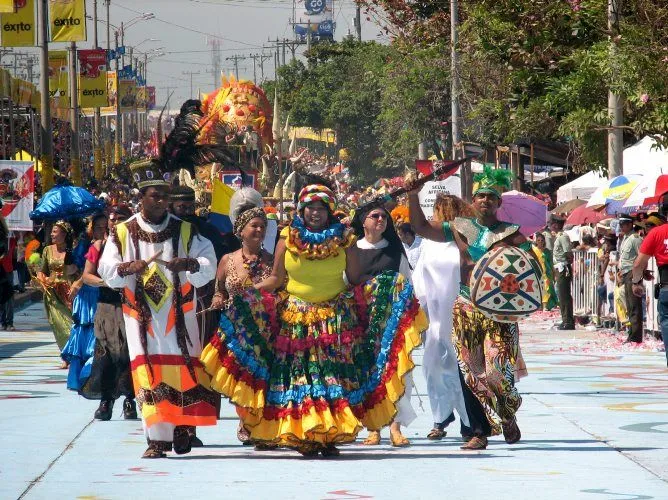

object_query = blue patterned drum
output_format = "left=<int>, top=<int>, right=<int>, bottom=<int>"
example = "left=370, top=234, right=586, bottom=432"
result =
left=469, top=246, right=544, bottom=323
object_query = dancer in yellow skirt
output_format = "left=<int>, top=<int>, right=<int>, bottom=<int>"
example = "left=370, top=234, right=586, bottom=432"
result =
left=201, top=183, right=426, bottom=457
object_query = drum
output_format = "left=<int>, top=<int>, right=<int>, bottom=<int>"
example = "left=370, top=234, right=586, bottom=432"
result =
left=469, top=246, right=544, bottom=323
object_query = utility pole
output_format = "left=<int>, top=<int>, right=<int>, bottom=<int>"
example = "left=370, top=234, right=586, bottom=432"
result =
left=181, top=70, right=201, bottom=99
left=93, top=0, right=103, bottom=180
left=104, top=0, right=112, bottom=169
left=608, top=0, right=623, bottom=178
left=38, top=0, right=54, bottom=190
left=451, top=0, right=470, bottom=199
left=355, top=6, right=362, bottom=41
left=225, top=55, right=246, bottom=80
left=114, top=30, right=122, bottom=163
left=69, top=42, right=82, bottom=186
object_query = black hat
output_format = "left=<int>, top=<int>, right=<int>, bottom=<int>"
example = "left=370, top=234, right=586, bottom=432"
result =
left=170, top=185, right=196, bottom=202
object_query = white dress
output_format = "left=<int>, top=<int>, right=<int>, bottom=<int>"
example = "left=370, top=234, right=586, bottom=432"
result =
left=98, top=213, right=217, bottom=444
left=412, top=239, right=470, bottom=426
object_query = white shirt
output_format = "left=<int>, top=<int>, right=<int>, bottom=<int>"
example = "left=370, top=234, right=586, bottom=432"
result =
left=402, top=235, right=423, bottom=270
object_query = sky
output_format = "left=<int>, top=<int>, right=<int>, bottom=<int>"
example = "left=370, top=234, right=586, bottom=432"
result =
left=87, top=0, right=386, bottom=109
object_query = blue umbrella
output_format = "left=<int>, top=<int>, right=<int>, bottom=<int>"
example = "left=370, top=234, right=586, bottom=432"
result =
left=30, top=184, right=106, bottom=221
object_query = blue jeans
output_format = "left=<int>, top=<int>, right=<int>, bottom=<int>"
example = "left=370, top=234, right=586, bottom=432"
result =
left=658, top=288, right=668, bottom=366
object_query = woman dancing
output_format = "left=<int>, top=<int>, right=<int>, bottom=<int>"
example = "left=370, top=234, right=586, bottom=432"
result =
left=35, top=221, right=80, bottom=356
left=201, top=183, right=426, bottom=457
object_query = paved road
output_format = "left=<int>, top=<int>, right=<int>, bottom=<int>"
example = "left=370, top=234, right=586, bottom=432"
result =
left=2, top=303, right=667, bottom=499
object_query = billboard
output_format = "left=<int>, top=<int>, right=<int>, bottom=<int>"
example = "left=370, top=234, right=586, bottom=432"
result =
left=78, top=49, right=107, bottom=107
left=0, top=0, right=35, bottom=47
left=294, top=0, right=334, bottom=41
left=49, top=0, right=86, bottom=42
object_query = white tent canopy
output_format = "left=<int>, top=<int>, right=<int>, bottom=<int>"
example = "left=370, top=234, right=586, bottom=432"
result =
left=556, top=170, right=607, bottom=203
left=623, top=136, right=668, bottom=176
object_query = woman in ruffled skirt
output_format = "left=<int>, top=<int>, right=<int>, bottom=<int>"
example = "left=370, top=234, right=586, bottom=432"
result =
left=201, top=184, right=426, bottom=457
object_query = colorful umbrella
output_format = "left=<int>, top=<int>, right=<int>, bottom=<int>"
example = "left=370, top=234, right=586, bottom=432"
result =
left=586, top=174, right=642, bottom=214
left=565, top=204, right=607, bottom=225
left=550, top=198, right=586, bottom=215
left=30, top=183, right=106, bottom=221
left=497, top=190, right=548, bottom=236
left=623, top=172, right=668, bottom=209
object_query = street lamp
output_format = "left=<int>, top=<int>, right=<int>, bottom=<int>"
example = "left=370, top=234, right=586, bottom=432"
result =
left=134, top=38, right=160, bottom=49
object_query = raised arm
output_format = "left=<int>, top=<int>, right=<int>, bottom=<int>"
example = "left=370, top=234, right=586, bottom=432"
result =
left=407, top=191, right=446, bottom=243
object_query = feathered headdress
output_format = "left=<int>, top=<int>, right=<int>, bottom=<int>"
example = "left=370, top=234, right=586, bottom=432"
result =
left=472, top=166, right=512, bottom=198
left=130, top=99, right=238, bottom=189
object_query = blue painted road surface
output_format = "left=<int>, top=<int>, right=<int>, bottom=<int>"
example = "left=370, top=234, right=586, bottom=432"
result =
left=1, top=304, right=667, bottom=499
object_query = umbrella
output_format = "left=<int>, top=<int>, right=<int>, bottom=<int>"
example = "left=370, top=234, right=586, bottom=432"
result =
left=550, top=198, right=586, bottom=215
left=30, top=183, right=106, bottom=221
left=586, top=174, right=642, bottom=214
left=624, top=172, right=668, bottom=209
left=565, top=204, right=607, bottom=225
left=497, top=190, right=548, bottom=236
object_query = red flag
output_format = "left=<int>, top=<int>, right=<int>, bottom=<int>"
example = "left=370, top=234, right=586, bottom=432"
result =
left=415, top=159, right=460, bottom=180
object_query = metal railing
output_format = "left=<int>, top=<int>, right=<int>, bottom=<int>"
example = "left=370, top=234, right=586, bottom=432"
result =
left=571, top=250, right=600, bottom=318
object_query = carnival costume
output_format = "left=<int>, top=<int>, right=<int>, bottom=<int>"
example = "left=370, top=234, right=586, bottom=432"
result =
left=443, top=168, right=525, bottom=438
left=98, top=100, right=234, bottom=456
left=201, top=185, right=426, bottom=452
left=78, top=241, right=135, bottom=412
left=37, top=221, right=77, bottom=350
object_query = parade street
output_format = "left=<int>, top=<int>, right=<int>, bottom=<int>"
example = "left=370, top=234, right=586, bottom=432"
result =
left=1, top=302, right=666, bottom=500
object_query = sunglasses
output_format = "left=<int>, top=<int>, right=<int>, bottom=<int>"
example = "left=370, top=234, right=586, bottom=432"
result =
left=367, top=213, right=387, bottom=220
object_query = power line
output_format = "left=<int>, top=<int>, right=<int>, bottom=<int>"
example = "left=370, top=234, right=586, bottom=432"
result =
left=115, top=2, right=263, bottom=48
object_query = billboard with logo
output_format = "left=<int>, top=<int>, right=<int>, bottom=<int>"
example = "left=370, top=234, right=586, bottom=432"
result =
left=0, top=0, right=35, bottom=47
left=49, top=0, right=86, bottom=42
left=0, top=160, right=35, bottom=231
left=294, top=0, right=334, bottom=41
left=78, top=49, right=107, bottom=107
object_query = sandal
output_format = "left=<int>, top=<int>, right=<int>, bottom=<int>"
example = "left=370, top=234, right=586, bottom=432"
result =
left=390, top=429, right=410, bottom=447
left=254, top=442, right=279, bottom=451
left=362, top=430, right=381, bottom=445
left=460, top=436, right=488, bottom=450
left=142, top=447, right=166, bottom=459
left=237, top=421, right=252, bottom=445
left=427, top=428, right=446, bottom=440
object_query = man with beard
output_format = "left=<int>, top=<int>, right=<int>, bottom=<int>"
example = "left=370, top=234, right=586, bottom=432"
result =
left=407, top=167, right=532, bottom=450
left=98, top=160, right=218, bottom=458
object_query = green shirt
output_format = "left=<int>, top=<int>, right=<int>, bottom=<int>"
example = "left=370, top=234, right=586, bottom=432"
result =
left=552, top=232, right=571, bottom=266
left=619, top=232, right=642, bottom=274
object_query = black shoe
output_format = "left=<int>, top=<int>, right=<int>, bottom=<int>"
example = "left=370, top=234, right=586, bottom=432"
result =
left=190, top=435, right=204, bottom=447
left=94, top=400, right=114, bottom=421
left=123, top=398, right=138, bottom=420
left=173, top=426, right=192, bottom=455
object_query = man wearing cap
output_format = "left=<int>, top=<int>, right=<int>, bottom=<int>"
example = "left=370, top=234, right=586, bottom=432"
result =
left=632, top=201, right=668, bottom=365
left=619, top=215, right=644, bottom=343
left=551, top=215, right=575, bottom=330
left=98, top=160, right=218, bottom=458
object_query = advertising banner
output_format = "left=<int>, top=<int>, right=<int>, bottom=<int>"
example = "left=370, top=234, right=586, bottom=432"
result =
left=294, top=0, right=334, bottom=40
left=49, top=0, right=86, bottom=42
left=147, top=86, right=156, bottom=110
left=0, top=160, right=35, bottom=231
left=0, top=0, right=35, bottom=47
left=118, top=78, right=137, bottom=112
left=97, top=70, right=117, bottom=115
left=0, top=0, right=15, bottom=13
left=78, top=49, right=107, bottom=107
left=48, top=50, right=68, bottom=103
left=136, top=86, right=147, bottom=112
